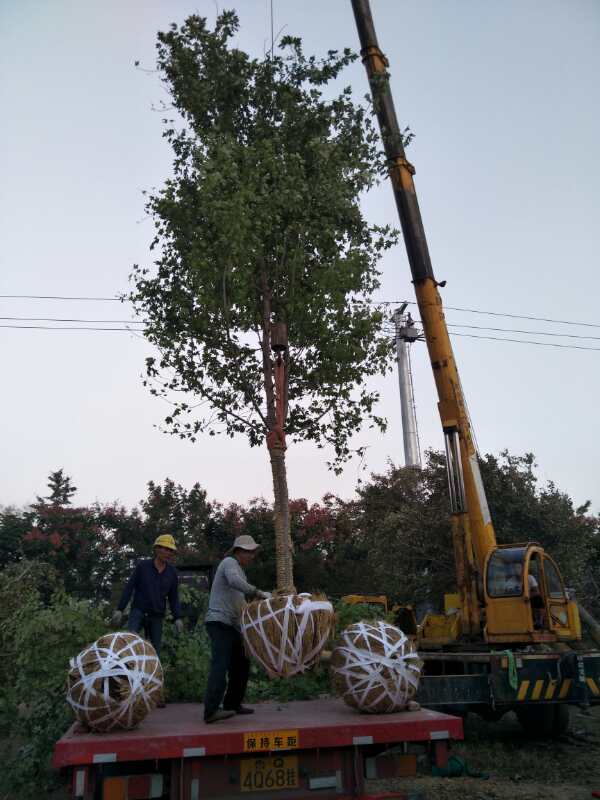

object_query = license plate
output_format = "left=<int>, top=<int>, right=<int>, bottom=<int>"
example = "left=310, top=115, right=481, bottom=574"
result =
left=240, top=755, right=299, bottom=792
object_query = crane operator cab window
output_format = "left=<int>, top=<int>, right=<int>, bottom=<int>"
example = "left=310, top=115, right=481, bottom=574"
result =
left=486, top=547, right=528, bottom=598
left=486, top=548, right=550, bottom=629
left=486, top=546, right=576, bottom=639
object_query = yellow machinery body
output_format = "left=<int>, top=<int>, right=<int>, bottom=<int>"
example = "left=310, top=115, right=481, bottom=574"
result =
left=341, top=594, right=389, bottom=612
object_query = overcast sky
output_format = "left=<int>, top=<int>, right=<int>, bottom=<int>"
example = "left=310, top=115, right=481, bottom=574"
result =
left=1, top=0, right=598, bottom=516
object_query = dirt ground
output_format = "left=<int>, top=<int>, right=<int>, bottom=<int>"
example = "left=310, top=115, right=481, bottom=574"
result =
left=367, top=705, right=600, bottom=800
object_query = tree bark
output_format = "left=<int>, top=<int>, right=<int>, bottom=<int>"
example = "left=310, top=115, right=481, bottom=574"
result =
left=578, top=604, right=600, bottom=649
left=259, top=259, right=295, bottom=594
left=270, top=442, right=294, bottom=594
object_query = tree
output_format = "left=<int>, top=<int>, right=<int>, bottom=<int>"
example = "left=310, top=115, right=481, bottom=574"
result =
left=0, top=506, right=32, bottom=568
left=130, top=11, right=397, bottom=593
left=348, top=452, right=454, bottom=610
left=343, top=450, right=599, bottom=618
left=24, top=479, right=107, bottom=601
left=479, top=450, right=598, bottom=612
left=139, top=478, right=216, bottom=558
left=39, top=468, right=77, bottom=505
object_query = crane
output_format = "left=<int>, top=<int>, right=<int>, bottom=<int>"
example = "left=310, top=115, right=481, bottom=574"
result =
left=349, top=0, right=600, bottom=736
left=351, top=0, right=582, bottom=648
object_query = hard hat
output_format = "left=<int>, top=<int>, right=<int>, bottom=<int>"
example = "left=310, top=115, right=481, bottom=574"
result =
left=154, top=534, right=177, bottom=551
left=231, top=534, right=260, bottom=551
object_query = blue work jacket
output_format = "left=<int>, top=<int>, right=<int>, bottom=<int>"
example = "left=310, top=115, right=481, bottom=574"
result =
left=117, top=558, right=181, bottom=619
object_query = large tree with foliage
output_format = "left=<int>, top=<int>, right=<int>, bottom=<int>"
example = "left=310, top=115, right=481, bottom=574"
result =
left=131, top=12, right=397, bottom=592
left=343, top=450, right=599, bottom=619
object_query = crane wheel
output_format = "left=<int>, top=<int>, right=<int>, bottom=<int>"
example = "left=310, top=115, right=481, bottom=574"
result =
left=515, top=704, right=570, bottom=738
left=476, top=707, right=506, bottom=723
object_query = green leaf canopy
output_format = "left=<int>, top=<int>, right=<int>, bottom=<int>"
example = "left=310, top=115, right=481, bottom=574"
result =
left=131, top=11, right=398, bottom=472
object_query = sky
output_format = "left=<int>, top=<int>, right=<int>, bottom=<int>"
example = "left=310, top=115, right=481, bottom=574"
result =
left=1, top=0, right=599, bottom=516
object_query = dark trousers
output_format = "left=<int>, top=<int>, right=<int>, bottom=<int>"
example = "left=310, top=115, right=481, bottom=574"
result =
left=128, top=608, right=164, bottom=656
left=204, top=622, right=250, bottom=718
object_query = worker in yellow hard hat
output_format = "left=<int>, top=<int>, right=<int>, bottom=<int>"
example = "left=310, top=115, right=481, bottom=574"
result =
left=112, top=533, right=184, bottom=705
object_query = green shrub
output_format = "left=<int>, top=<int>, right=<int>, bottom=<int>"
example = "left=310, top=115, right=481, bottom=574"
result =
left=0, top=563, right=107, bottom=799
left=158, top=584, right=210, bottom=702
left=0, top=577, right=391, bottom=798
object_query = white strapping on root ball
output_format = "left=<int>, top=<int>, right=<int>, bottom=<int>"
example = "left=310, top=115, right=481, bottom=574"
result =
left=67, top=631, right=163, bottom=732
left=330, top=620, right=423, bottom=713
left=241, top=593, right=334, bottom=678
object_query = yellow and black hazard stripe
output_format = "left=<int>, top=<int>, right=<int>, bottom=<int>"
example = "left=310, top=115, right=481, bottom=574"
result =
left=587, top=677, right=600, bottom=697
left=515, top=677, right=600, bottom=701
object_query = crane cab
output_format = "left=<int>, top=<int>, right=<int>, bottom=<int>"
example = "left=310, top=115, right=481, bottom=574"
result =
left=484, top=543, right=581, bottom=644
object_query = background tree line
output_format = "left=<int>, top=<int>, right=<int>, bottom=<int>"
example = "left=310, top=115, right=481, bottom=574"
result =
left=2, top=453, right=598, bottom=616
left=1, top=452, right=598, bottom=797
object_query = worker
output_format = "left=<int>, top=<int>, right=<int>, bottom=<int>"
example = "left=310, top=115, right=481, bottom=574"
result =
left=502, top=556, right=534, bottom=596
left=112, top=533, right=183, bottom=658
left=528, top=560, right=545, bottom=628
left=203, top=534, right=271, bottom=724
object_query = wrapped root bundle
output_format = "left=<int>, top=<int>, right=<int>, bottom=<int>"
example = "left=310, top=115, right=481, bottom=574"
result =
left=67, top=631, right=163, bottom=732
left=242, top=593, right=334, bottom=678
left=331, top=621, right=423, bottom=713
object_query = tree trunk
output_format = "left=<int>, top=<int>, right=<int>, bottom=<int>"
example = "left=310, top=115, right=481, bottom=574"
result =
left=578, top=604, right=600, bottom=648
left=270, top=441, right=295, bottom=594
left=259, top=259, right=295, bottom=595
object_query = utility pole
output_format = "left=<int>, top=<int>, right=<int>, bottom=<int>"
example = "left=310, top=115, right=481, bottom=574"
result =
left=393, top=304, right=422, bottom=468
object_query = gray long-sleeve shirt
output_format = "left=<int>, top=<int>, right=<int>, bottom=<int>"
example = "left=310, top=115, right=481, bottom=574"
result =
left=205, top=556, right=256, bottom=629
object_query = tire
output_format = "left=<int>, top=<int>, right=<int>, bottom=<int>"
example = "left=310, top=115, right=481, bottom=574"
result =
left=553, top=703, right=571, bottom=736
left=515, top=704, right=570, bottom=738
left=476, top=707, right=506, bottom=723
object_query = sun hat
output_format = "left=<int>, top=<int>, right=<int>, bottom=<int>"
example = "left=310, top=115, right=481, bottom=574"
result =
left=231, top=534, right=260, bottom=551
left=153, top=534, right=177, bottom=551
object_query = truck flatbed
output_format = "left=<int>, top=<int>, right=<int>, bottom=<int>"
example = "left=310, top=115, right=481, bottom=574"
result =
left=54, top=698, right=462, bottom=767
left=54, top=699, right=463, bottom=799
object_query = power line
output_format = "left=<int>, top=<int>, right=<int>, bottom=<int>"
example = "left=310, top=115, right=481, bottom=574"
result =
left=452, top=332, right=600, bottom=351
left=3, top=293, right=600, bottom=330
left=373, top=300, right=600, bottom=330
left=384, top=321, right=600, bottom=342
left=444, top=303, right=600, bottom=329
left=446, top=323, right=600, bottom=342
left=0, top=324, right=139, bottom=331
left=0, top=294, right=124, bottom=301
left=2, top=323, right=599, bottom=351
left=0, top=316, right=145, bottom=325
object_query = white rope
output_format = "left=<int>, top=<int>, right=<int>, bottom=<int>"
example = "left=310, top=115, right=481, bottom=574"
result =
left=332, top=621, right=422, bottom=712
left=241, top=594, right=334, bottom=678
left=67, top=632, right=163, bottom=731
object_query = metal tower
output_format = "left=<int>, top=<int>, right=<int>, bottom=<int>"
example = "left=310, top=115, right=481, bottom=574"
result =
left=393, top=304, right=422, bottom=468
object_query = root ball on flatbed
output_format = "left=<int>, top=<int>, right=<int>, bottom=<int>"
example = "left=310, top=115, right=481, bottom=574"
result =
left=66, top=631, right=163, bottom=732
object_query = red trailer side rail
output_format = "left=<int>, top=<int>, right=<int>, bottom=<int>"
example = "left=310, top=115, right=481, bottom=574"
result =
left=54, top=699, right=462, bottom=800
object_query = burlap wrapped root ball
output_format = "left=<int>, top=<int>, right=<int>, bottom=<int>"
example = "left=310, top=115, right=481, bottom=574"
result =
left=67, top=631, right=163, bottom=732
left=241, top=593, right=334, bottom=678
left=331, top=620, right=423, bottom=713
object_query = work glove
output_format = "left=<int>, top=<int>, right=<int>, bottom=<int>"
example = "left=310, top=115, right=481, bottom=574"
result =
left=111, top=610, right=123, bottom=626
left=174, top=618, right=184, bottom=635
left=255, top=590, right=272, bottom=601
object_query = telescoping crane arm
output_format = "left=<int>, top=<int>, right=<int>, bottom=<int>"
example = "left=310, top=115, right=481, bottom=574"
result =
left=351, top=0, right=496, bottom=637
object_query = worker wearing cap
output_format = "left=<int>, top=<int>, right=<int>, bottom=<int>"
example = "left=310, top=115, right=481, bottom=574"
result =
left=112, top=534, right=183, bottom=658
left=203, top=534, right=271, bottom=724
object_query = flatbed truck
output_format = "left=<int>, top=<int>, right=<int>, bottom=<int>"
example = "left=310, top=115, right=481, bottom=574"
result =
left=53, top=699, right=462, bottom=800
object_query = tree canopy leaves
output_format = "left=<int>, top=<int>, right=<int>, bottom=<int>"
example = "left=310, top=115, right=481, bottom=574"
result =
left=130, top=11, right=398, bottom=470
